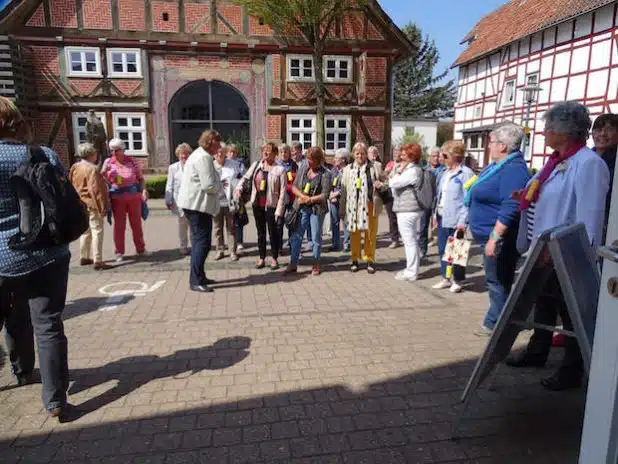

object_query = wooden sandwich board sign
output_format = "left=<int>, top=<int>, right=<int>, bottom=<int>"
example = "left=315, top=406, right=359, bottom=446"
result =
left=459, top=223, right=601, bottom=414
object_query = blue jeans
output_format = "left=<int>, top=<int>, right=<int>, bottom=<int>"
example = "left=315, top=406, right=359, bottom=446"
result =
left=436, top=216, right=466, bottom=282
left=419, top=209, right=432, bottom=257
left=328, top=202, right=350, bottom=250
left=290, top=207, right=324, bottom=265
left=3, top=256, right=70, bottom=410
left=482, top=238, right=519, bottom=329
left=185, top=210, right=213, bottom=287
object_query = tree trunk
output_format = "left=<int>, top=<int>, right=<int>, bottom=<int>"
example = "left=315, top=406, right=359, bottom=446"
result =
left=313, top=49, right=325, bottom=149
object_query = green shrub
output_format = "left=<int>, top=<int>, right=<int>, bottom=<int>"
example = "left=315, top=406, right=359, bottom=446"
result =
left=146, top=175, right=167, bottom=199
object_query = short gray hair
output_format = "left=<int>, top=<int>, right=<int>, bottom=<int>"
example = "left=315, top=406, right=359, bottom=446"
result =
left=279, top=143, right=291, bottom=154
left=429, top=147, right=441, bottom=157
left=492, top=123, right=525, bottom=152
left=76, top=142, right=97, bottom=159
left=334, top=148, right=350, bottom=160
left=109, top=138, right=125, bottom=150
left=175, top=143, right=192, bottom=157
left=544, top=101, right=591, bottom=142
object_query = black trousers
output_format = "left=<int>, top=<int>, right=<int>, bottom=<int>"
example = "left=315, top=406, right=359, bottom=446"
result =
left=184, top=209, right=213, bottom=286
left=2, top=256, right=70, bottom=410
left=384, top=201, right=399, bottom=243
left=253, top=206, right=281, bottom=260
left=527, top=271, right=583, bottom=373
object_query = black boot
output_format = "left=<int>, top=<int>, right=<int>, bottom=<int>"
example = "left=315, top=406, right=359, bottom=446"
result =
left=504, top=350, right=548, bottom=368
left=540, top=366, right=583, bottom=391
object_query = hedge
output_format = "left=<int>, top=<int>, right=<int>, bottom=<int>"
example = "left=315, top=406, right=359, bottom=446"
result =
left=146, top=175, right=167, bottom=199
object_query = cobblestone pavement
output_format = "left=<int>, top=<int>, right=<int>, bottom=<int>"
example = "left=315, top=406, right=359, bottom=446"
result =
left=0, top=203, right=585, bottom=463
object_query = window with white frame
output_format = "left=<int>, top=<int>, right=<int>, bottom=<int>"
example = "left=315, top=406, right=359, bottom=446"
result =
left=287, top=115, right=316, bottom=151
left=114, top=113, right=147, bottom=155
left=287, top=55, right=314, bottom=81
left=324, top=56, right=352, bottom=82
left=65, top=47, right=101, bottom=77
left=526, top=72, right=539, bottom=86
left=72, top=112, right=107, bottom=152
left=325, top=116, right=351, bottom=152
left=107, top=49, right=142, bottom=78
left=502, top=79, right=516, bottom=107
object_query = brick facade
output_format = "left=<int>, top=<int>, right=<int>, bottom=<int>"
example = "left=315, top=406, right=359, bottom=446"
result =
left=266, top=115, right=281, bottom=141
left=152, top=1, right=180, bottom=33
left=248, top=15, right=273, bottom=37
left=25, top=4, right=45, bottom=27
left=118, top=0, right=146, bottom=31
left=217, top=4, right=243, bottom=34
left=185, top=3, right=211, bottom=34
left=50, top=0, right=78, bottom=28
left=83, top=0, right=113, bottom=30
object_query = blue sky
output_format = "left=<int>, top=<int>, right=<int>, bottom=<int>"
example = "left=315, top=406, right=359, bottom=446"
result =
left=379, top=0, right=507, bottom=79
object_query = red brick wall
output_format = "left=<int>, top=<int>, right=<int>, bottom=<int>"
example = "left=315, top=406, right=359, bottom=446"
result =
left=249, top=15, right=273, bottom=36
left=287, top=83, right=314, bottom=100
left=83, top=0, right=113, bottom=30
left=217, top=4, right=243, bottom=34
left=50, top=0, right=77, bottom=28
left=366, top=57, right=387, bottom=84
left=32, top=113, right=70, bottom=166
left=25, top=4, right=45, bottom=27
left=185, top=3, right=211, bottom=34
left=365, top=85, right=386, bottom=104
left=366, top=21, right=384, bottom=40
left=69, top=79, right=99, bottom=97
left=266, top=115, right=281, bottom=140
left=112, top=79, right=143, bottom=96
left=342, top=13, right=364, bottom=39
left=361, top=116, right=385, bottom=143
left=118, top=0, right=146, bottom=31
left=152, top=1, right=179, bottom=33
left=272, top=54, right=281, bottom=99
left=26, top=46, right=60, bottom=97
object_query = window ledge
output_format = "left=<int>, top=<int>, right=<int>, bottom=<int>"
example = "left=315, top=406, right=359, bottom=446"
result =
left=109, top=73, right=143, bottom=79
left=67, top=73, right=103, bottom=78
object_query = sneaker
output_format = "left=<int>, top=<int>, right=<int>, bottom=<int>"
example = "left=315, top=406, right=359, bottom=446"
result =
left=450, top=282, right=463, bottom=293
left=16, top=373, right=34, bottom=386
left=312, top=263, right=321, bottom=276
left=237, top=244, right=245, bottom=251
left=395, top=271, right=417, bottom=282
left=115, top=254, right=124, bottom=263
left=367, top=263, right=376, bottom=274
left=230, top=253, right=239, bottom=262
left=474, top=325, right=493, bottom=337
left=137, top=250, right=152, bottom=257
left=388, top=242, right=398, bottom=249
left=215, top=251, right=225, bottom=261
left=432, top=279, right=451, bottom=290
left=350, top=261, right=359, bottom=273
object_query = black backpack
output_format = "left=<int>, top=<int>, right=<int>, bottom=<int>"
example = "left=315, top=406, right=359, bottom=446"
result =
left=412, top=166, right=437, bottom=211
left=8, top=146, right=89, bottom=250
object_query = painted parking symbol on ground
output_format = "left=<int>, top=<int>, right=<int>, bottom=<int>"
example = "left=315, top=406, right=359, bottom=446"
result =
left=98, top=280, right=166, bottom=311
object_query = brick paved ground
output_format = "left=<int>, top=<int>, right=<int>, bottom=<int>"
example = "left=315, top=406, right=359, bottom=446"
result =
left=0, top=202, right=585, bottom=463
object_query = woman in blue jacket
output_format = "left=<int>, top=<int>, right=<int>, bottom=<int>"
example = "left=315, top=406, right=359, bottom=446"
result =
left=466, top=124, right=531, bottom=335
left=432, top=141, right=475, bottom=293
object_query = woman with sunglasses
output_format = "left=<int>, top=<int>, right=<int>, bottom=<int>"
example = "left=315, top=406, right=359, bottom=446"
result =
left=432, top=141, right=475, bottom=293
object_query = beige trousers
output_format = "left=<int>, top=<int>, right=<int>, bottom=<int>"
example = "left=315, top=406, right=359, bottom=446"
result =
left=178, top=215, right=190, bottom=249
left=80, top=211, right=105, bottom=263
left=213, top=207, right=237, bottom=254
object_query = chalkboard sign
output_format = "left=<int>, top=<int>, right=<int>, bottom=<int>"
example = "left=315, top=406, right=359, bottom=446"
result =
left=461, top=223, right=601, bottom=405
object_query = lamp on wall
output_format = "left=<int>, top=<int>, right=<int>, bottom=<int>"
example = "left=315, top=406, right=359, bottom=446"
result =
left=521, top=84, right=542, bottom=161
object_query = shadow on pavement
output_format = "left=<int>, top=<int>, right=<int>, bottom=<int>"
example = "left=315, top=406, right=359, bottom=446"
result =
left=0, top=351, right=585, bottom=463
left=63, top=296, right=136, bottom=321
left=67, top=337, right=251, bottom=419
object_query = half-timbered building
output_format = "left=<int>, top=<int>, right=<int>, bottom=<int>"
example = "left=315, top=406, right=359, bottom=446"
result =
left=0, top=0, right=413, bottom=170
left=453, top=0, right=618, bottom=169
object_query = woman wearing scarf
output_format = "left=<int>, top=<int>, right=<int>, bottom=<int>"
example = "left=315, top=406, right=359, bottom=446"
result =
left=339, top=142, right=387, bottom=274
left=432, top=141, right=475, bottom=293
left=505, top=102, right=609, bottom=391
left=466, top=124, right=530, bottom=336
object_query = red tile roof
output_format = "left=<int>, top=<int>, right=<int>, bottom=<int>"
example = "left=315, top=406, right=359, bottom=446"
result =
left=454, top=0, right=614, bottom=67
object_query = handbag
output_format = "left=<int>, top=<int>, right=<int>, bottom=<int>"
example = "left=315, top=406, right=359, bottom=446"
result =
left=442, top=229, right=471, bottom=268
left=284, top=199, right=301, bottom=230
left=240, top=162, right=260, bottom=205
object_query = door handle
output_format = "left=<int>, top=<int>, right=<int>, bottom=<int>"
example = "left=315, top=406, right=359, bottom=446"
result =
left=597, top=242, right=618, bottom=263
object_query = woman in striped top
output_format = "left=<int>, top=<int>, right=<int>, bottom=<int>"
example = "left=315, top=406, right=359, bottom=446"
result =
left=505, top=102, right=610, bottom=391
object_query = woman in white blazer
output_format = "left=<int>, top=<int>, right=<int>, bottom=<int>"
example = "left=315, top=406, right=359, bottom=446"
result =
left=165, top=143, right=192, bottom=255
left=177, top=130, right=223, bottom=293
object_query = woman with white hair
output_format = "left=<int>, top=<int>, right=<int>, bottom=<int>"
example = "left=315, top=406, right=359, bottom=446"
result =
left=165, top=143, right=192, bottom=255
left=101, top=138, right=149, bottom=261
left=69, top=143, right=110, bottom=270
left=466, top=123, right=530, bottom=335
left=505, top=102, right=610, bottom=391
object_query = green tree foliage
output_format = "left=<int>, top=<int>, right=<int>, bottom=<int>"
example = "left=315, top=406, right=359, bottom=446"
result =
left=393, top=23, right=456, bottom=119
left=232, top=0, right=366, bottom=146
left=436, top=121, right=454, bottom=147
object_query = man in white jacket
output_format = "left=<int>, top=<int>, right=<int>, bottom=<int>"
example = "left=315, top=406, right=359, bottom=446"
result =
left=177, top=130, right=222, bottom=293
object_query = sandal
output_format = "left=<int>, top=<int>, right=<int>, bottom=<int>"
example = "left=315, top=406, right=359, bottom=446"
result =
left=367, top=263, right=376, bottom=274
left=350, top=261, right=359, bottom=273
left=270, top=259, right=280, bottom=270
left=255, top=260, right=265, bottom=269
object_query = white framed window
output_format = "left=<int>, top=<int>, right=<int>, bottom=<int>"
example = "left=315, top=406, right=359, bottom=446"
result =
left=323, top=56, right=352, bottom=83
left=72, top=112, right=107, bottom=152
left=113, top=113, right=147, bottom=155
left=287, top=55, right=314, bottom=81
left=526, top=72, right=539, bottom=86
left=287, top=115, right=316, bottom=151
left=502, top=79, right=516, bottom=107
left=107, top=48, right=142, bottom=78
left=65, top=47, right=101, bottom=77
left=325, top=116, right=351, bottom=153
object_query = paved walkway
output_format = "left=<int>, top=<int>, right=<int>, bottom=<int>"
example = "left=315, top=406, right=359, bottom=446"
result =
left=0, top=209, right=585, bottom=463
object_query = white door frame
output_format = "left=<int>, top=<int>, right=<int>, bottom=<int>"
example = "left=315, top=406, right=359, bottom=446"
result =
left=579, top=150, right=618, bottom=463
